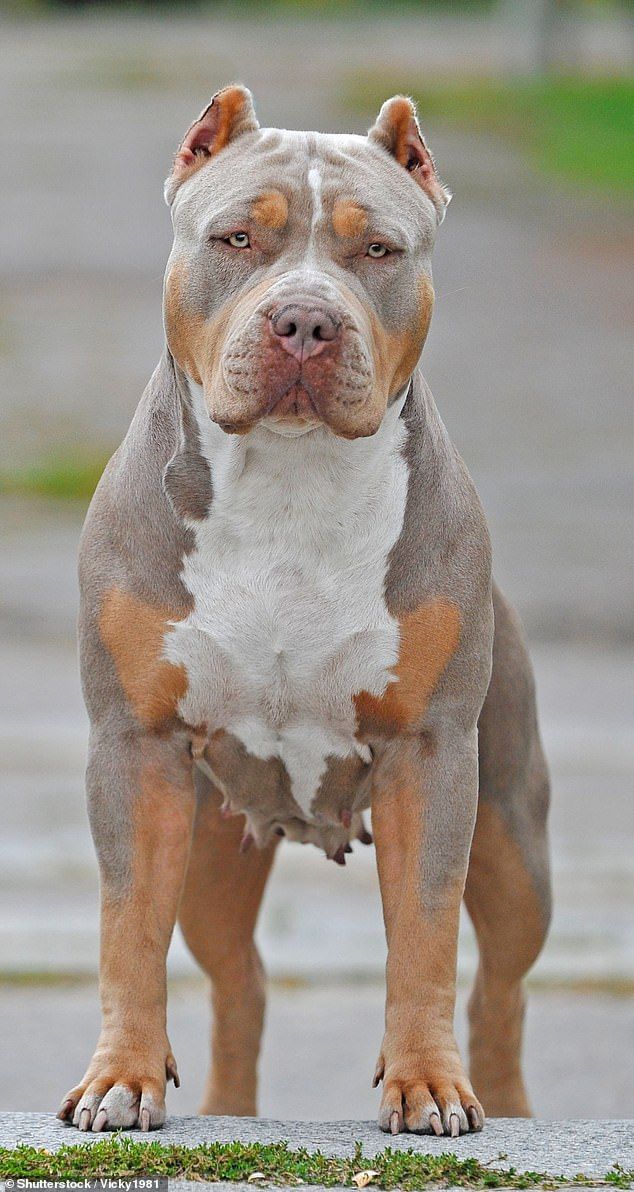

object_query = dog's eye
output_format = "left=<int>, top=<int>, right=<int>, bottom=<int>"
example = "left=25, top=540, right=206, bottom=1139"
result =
left=227, top=231, right=250, bottom=249
left=366, top=242, right=389, bottom=259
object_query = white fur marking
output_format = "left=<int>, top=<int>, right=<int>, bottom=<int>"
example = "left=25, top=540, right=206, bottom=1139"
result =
left=164, top=382, right=409, bottom=819
left=307, top=166, right=323, bottom=234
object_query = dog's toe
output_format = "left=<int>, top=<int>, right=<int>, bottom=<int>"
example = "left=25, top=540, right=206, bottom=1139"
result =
left=59, top=1051, right=171, bottom=1133
left=377, top=1065, right=484, bottom=1136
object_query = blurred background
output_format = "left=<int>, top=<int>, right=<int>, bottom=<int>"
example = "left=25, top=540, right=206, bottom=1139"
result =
left=1, top=0, right=633, bottom=1122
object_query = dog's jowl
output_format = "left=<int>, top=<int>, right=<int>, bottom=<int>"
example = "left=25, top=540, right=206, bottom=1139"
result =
left=58, top=86, right=551, bottom=1136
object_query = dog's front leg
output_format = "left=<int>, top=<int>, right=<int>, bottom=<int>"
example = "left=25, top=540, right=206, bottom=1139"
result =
left=58, top=728, right=196, bottom=1132
left=372, top=732, right=484, bottom=1136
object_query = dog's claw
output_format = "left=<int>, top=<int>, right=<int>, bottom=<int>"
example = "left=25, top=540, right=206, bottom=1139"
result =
left=358, top=826, right=373, bottom=846
left=140, top=1107, right=151, bottom=1133
left=92, top=1109, right=108, bottom=1133
left=467, top=1104, right=483, bottom=1131
left=389, top=1110, right=401, bottom=1135
left=372, top=1059, right=384, bottom=1088
left=78, top=1108, right=91, bottom=1132
left=450, top=1112, right=460, bottom=1137
left=239, top=832, right=254, bottom=854
left=332, top=846, right=346, bottom=865
left=430, top=1112, right=443, bottom=1136
left=56, top=1098, right=74, bottom=1122
left=166, top=1056, right=180, bottom=1088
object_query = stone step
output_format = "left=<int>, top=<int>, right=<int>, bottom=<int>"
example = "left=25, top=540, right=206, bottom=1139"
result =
left=1, top=1113, right=633, bottom=1184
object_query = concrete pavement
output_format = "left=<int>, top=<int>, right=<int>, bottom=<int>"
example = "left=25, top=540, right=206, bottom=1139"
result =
left=2, top=1111, right=633, bottom=1181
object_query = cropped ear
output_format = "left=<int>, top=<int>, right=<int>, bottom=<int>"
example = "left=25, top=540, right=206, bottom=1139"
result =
left=165, top=84, right=259, bottom=205
left=368, top=95, right=451, bottom=223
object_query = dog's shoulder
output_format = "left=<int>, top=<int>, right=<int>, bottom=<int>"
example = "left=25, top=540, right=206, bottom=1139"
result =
left=390, top=371, right=492, bottom=610
left=79, top=354, right=193, bottom=594
left=383, top=371, right=493, bottom=729
left=78, top=355, right=196, bottom=727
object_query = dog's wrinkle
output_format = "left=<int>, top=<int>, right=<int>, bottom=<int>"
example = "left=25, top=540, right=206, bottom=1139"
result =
left=297, top=373, right=363, bottom=409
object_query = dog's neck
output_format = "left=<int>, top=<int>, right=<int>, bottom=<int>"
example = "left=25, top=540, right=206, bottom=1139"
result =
left=175, top=369, right=410, bottom=534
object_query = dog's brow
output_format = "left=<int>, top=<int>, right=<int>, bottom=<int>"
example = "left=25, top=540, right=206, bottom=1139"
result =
left=362, top=212, right=424, bottom=253
left=251, top=190, right=289, bottom=229
left=200, top=202, right=259, bottom=236
left=332, top=199, right=368, bottom=239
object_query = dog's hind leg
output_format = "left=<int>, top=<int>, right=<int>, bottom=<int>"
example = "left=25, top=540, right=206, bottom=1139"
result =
left=464, top=586, right=551, bottom=1117
left=178, top=767, right=278, bottom=1116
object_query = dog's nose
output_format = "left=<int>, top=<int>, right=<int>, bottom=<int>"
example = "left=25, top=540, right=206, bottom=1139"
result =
left=270, top=303, right=340, bottom=362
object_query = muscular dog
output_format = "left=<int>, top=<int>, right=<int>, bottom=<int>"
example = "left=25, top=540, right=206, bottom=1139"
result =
left=58, top=86, right=551, bottom=1137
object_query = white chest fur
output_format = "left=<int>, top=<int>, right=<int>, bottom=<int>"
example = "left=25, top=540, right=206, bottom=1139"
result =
left=164, top=387, right=410, bottom=819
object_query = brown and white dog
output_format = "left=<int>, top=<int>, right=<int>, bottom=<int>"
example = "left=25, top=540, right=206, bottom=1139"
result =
left=58, top=86, right=551, bottom=1137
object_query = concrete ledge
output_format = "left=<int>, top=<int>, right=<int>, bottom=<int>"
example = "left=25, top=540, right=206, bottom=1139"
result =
left=1, top=1114, right=633, bottom=1181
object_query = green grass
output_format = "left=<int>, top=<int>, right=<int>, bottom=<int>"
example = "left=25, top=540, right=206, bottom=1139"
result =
left=343, top=74, right=634, bottom=195
left=0, top=1138, right=632, bottom=1189
left=0, top=454, right=110, bottom=500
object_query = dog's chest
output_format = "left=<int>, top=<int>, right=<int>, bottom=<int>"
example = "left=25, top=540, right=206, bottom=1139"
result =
left=164, top=414, right=409, bottom=821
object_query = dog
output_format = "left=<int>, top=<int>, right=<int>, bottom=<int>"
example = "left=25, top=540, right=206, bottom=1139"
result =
left=57, top=86, right=551, bottom=1137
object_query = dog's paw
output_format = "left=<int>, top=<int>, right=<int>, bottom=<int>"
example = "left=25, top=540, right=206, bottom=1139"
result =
left=373, top=1052, right=484, bottom=1136
left=57, top=1044, right=179, bottom=1132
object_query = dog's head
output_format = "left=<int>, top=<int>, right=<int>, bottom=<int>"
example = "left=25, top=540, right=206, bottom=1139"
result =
left=163, top=85, right=450, bottom=439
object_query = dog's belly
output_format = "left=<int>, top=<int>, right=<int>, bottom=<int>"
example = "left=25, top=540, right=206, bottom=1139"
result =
left=165, top=562, right=398, bottom=834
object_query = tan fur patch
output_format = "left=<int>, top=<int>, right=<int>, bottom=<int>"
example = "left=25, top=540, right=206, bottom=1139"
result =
left=384, top=97, right=418, bottom=168
left=100, top=588, right=187, bottom=730
left=210, top=86, right=252, bottom=155
left=164, top=261, right=205, bottom=385
left=171, top=86, right=256, bottom=191
left=332, top=199, right=369, bottom=239
left=371, top=275, right=434, bottom=399
left=465, top=800, right=548, bottom=1116
left=101, top=755, right=194, bottom=988
left=251, top=190, right=288, bottom=229
left=164, top=266, right=286, bottom=431
left=466, top=801, right=548, bottom=978
left=164, top=262, right=262, bottom=394
left=356, top=599, right=460, bottom=734
left=371, top=744, right=479, bottom=1127
left=179, top=783, right=278, bottom=1115
left=60, top=749, right=196, bottom=1121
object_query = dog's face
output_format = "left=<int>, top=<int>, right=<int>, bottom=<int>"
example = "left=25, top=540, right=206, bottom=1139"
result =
left=164, top=86, right=450, bottom=439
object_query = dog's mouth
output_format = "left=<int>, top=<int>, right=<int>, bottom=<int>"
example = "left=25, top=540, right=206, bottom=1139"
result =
left=265, top=418, right=320, bottom=438
left=263, top=383, right=322, bottom=436
left=215, top=307, right=382, bottom=439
